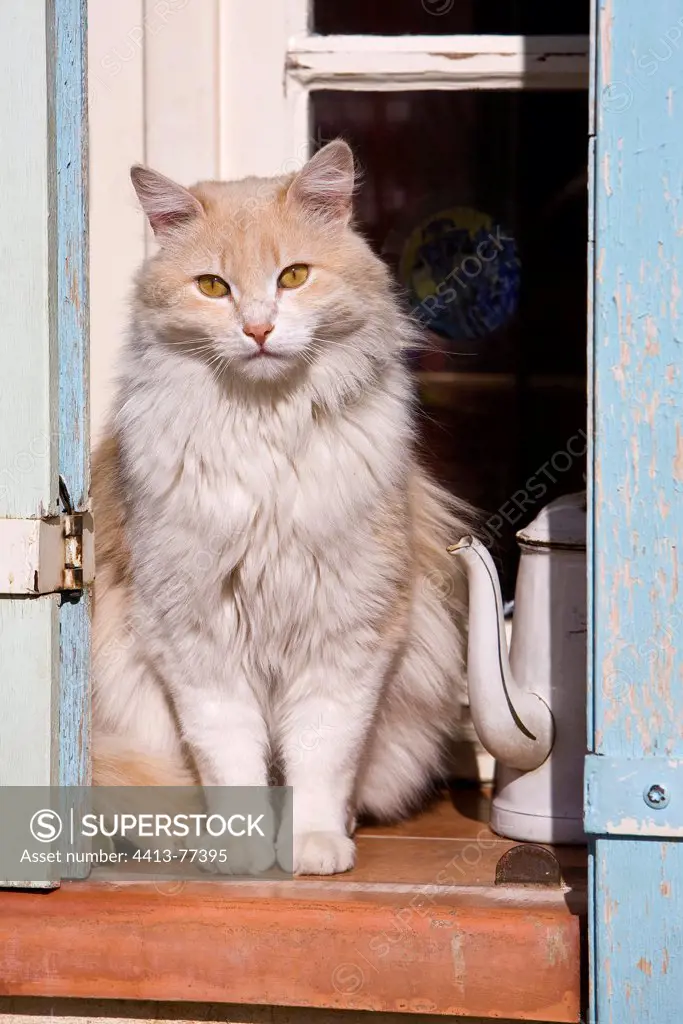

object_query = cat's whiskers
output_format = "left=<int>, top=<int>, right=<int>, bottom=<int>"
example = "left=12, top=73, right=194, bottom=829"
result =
left=308, top=335, right=388, bottom=377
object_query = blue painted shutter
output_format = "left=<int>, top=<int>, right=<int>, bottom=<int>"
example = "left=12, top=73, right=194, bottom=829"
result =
left=0, top=0, right=89, bottom=890
left=53, top=0, right=91, bottom=789
left=588, top=1, right=683, bottom=1019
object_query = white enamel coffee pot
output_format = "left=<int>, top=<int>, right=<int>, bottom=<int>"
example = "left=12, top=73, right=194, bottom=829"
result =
left=451, top=492, right=587, bottom=844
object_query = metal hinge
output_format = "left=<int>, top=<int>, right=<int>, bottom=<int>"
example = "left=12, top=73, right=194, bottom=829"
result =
left=584, top=754, right=683, bottom=838
left=0, top=487, right=94, bottom=597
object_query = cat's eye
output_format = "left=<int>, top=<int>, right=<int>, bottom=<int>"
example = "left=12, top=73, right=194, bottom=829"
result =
left=197, top=274, right=230, bottom=298
left=278, top=264, right=310, bottom=289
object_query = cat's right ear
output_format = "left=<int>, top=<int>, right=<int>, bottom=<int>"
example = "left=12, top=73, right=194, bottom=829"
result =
left=130, top=165, right=204, bottom=237
left=286, top=140, right=355, bottom=226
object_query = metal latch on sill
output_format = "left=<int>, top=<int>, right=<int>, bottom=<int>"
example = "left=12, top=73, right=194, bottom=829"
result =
left=584, top=754, right=683, bottom=838
left=0, top=481, right=94, bottom=596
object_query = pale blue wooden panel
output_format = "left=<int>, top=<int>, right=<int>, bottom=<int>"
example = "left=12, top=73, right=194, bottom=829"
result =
left=585, top=756, right=683, bottom=836
left=593, top=4, right=683, bottom=761
left=53, top=0, right=89, bottom=509
left=0, top=599, right=59, bottom=786
left=0, top=0, right=61, bottom=887
left=50, top=0, right=91, bottom=787
left=0, top=3, right=57, bottom=519
left=586, top=0, right=598, bottom=1011
left=590, top=0, right=683, bottom=1019
left=593, top=842, right=683, bottom=1020
left=0, top=2, right=59, bottom=797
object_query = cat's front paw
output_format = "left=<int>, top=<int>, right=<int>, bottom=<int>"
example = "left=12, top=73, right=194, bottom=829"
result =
left=291, top=831, right=356, bottom=876
left=197, top=791, right=277, bottom=875
left=196, top=832, right=276, bottom=876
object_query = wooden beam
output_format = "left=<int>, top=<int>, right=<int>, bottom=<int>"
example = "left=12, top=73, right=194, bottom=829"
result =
left=286, top=35, right=590, bottom=91
left=0, top=880, right=581, bottom=1020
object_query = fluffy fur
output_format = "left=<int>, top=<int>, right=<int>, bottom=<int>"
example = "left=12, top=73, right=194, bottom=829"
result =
left=92, top=140, right=474, bottom=875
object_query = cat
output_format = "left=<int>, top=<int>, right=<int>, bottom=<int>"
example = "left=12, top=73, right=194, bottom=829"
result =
left=92, top=139, right=475, bottom=876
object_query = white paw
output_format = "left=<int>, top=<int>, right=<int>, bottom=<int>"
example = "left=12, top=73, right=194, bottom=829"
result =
left=291, top=831, right=356, bottom=876
left=195, top=831, right=276, bottom=876
left=197, top=791, right=277, bottom=875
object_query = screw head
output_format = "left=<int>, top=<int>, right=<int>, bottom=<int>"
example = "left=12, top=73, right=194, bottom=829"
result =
left=644, top=783, right=670, bottom=810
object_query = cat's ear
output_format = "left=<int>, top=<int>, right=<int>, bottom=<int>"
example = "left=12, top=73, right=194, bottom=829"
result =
left=130, top=165, right=204, bottom=237
left=286, top=140, right=355, bottom=225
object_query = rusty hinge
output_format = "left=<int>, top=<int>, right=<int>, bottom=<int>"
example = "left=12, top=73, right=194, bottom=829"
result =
left=0, top=482, right=94, bottom=596
left=62, top=510, right=91, bottom=591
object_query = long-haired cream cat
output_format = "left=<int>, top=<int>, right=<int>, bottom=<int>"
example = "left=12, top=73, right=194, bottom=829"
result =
left=93, top=140, right=473, bottom=876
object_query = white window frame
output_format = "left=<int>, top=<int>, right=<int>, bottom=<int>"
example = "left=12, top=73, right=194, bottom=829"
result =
left=220, top=0, right=589, bottom=181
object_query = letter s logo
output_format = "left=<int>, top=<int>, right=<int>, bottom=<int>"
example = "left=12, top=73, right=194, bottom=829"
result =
left=29, top=809, right=63, bottom=843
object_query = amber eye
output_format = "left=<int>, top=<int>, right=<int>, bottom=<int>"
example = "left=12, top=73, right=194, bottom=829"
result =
left=278, top=264, right=310, bottom=289
left=197, top=274, right=230, bottom=298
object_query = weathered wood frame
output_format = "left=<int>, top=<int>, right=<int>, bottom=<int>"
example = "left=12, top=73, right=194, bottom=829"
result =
left=587, top=0, right=683, bottom=1020
left=53, top=0, right=91, bottom=790
left=222, top=5, right=589, bottom=180
left=286, top=35, right=589, bottom=91
left=0, top=2, right=61, bottom=799
left=0, top=0, right=89, bottom=819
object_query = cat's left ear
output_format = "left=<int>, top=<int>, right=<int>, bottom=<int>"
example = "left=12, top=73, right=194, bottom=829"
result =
left=130, top=165, right=204, bottom=237
left=286, top=140, right=355, bottom=225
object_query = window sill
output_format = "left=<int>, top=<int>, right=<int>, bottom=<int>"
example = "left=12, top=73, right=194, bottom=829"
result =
left=0, top=790, right=584, bottom=1021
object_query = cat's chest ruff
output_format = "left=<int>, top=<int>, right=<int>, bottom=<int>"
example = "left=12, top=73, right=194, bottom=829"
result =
left=187, top=406, right=386, bottom=543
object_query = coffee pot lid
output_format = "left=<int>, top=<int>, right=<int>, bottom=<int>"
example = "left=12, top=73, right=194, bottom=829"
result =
left=516, top=491, right=586, bottom=549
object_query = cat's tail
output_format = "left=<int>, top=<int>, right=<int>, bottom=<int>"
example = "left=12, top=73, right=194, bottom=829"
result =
left=92, top=734, right=197, bottom=787
left=411, top=466, right=480, bottom=619
left=91, top=735, right=203, bottom=851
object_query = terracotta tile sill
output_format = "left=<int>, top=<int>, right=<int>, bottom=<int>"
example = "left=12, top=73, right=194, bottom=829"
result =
left=0, top=789, right=585, bottom=1022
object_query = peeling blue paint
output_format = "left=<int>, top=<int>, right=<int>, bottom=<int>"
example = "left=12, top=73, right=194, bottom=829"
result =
left=50, top=0, right=90, bottom=788
left=585, top=756, right=683, bottom=836
left=590, top=0, right=683, bottom=1019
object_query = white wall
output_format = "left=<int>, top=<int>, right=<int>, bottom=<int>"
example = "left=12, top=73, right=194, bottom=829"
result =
left=88, top=0, right=227, bottom=443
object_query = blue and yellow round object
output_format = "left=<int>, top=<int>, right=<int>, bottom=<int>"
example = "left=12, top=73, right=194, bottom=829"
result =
left=399, top=206, right=521, bottom=343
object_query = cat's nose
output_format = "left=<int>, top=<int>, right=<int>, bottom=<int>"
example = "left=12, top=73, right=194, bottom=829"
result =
left=243, top=322, right=274, bottom=347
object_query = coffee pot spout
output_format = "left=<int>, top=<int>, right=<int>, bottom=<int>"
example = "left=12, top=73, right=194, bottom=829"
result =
left=449, top=537, right=555, bottom=772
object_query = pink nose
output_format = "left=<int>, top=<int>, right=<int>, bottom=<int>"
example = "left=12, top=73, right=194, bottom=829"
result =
left=243, top=322, right=274, bottom=347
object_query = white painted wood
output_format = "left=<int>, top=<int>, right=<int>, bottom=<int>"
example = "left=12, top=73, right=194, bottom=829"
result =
left=90, top=0, right=234, bottom=443
left=0, top=5, right=56, bottom=518
left=0, top=517, right=94, bottom=596
left=88, top=0, right=145, bottom=446
left=0, top=599, right=59, bottom=786
left=291, top=33, right=589, bottom=54
left=0, top=2, right=59, bottom=790
left=144, top=0, right=220, bottom=184
left=219, top=0, right=310, bottom=179
left=0, top=520, right=63, bottom=595
left=287, top=34, right=589, bottom=91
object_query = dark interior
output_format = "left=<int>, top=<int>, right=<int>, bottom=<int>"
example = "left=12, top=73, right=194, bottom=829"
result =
left=313, top=0, right=589, bottom=38
left=312, top=86, right=588, bottom=599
